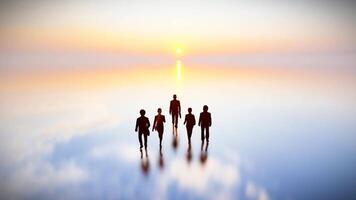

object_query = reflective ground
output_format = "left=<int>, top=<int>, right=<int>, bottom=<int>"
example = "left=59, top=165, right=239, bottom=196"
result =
left=0, top=64, right=356, bottom=199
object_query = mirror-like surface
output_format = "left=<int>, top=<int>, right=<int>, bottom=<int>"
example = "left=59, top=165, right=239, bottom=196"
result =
left=0, top=64, right=355, bottom=199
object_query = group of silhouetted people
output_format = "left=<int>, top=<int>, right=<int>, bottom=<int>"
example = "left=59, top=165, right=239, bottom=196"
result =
left=135, top=94, right=211, bottom=175
left=135, top=94, right=212, bottom=150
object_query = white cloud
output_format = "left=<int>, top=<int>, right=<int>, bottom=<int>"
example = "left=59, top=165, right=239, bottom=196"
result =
left=246, top=181, right=270, bottom=200
left=151, top=156, right=241, bottom=200
left=0, top=91, right=121, bottom=165
left=0, top=160, right=88, bottom=199
left=0, top=91, right=119, bottom=198
left=246, top=181, right=258, bottom=199
left=169, top=158, right=239, bottom=192
left=90, top=142, right=139, bottom=163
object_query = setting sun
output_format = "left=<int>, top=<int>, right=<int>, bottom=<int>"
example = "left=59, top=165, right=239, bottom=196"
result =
left=176, top=48, right=182, bottom=55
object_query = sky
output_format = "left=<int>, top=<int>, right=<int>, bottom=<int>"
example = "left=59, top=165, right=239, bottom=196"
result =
left=0, top=0, right=355, bottom=57
left=0, top=0, right=355, bottom=89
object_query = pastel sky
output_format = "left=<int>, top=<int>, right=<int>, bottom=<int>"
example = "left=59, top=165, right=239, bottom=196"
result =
left=0, top=0, right=355, bottom=55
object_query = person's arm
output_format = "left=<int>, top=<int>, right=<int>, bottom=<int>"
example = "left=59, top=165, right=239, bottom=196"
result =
left=169, top=102, right=172, bottom=115
left=135, top=118, right=138, bottom=132
left=198, top=114, right=201, bottom=126
left=147, top=118, right=150, bottom=129
left=152, top=116, right=156, bottom=131
left=184, top=115, right=187, bottom=125
left=178, top=101, right=181, bottom=118
left=193, top=115, right=196, bottom=126
left=209, top=113, right=212, bottom=127
left=163, top=115, right=166, bottom=123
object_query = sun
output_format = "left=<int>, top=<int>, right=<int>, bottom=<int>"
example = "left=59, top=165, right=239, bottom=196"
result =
left=176, top=48, right=182, bottom=55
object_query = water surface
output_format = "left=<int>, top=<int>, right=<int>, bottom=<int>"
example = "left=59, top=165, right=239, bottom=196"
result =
left=0, top=64, right=355, bottom=199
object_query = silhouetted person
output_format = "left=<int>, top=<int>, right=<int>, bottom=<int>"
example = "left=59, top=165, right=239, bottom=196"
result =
left=169, top=94, right=181, bottom=128
left=200, top=141, right=209, bottom=166
left=140, top=149, right=150, bottom=176
left=152, top=108, right=166, bottom=147
left=186, top=143, right=192, bottom=164
left=184, top=107, right=196, bottom=144
left=198, top=105, right=212, bottom=143
left=135, top=109, right=150, bottom=149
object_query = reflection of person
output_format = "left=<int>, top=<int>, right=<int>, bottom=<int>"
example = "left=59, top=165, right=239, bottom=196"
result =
left=158, top=146, right=164, bottom=170
left=152, top=108, right=166, bottom=147
left=186, top=143, right=192, bottom=164
left=200, top=141, right=209, bottom=165
left=184, top=107, right=196, bottom=144
left=169, top=94, right=181, bottom=128
left=135, top=109, right=150, bottom=149
left=172, top=128, right=179, bottom=151
left=198, top=105, right=212, bottom=143
left=140, top=149, right=150, bottom=175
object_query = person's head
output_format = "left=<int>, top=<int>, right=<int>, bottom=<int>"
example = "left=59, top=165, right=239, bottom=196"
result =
left=140, top=109, right=146, bottom=116
left=188, top=107, right=192, bottom=113
left=203, top=105, right=208, bottom=112
left=157, top=108, right=162, bottom=114
left=173, top=94, right=177, bottom=100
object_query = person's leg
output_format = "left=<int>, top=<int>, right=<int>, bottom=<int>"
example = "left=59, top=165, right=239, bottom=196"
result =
left=159, top=131, right=163, bottom=146
left=172, top=113, right=177, bottom=127
left=206, top=127, right=209, bottom=142
left=139, top=133, right=143, bottom=148
left=188, top=127, right=193, bottom=143
left=161, top=127, right=164, bottom=144
left=144, top=133, right=148, bottom=149
left=186, top=126, right=190, bottom=143
left=176, top=115, right=178, bottom=127
left=201, top=126, right=205, bottom=142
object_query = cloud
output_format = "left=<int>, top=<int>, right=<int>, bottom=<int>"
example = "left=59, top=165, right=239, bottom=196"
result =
left=246, top=181, right=270, bottom=200
left=169, top=158, right=239, bottom=192
left=0, top=160, right=88, bottom=199
left=0, top=91, right=120, bottom=198
left=0, top=91, right=121, bottom=165
left=90, top=142, right=139, bottom=163
left=149, top=155, right=241, bottom=200
left=151, top=149, right=271, bottom=200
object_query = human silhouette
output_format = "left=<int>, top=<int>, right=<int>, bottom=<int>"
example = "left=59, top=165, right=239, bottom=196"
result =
left=169, top=94, right=181, bottom=128
left=198, top=105, right=212, bottom=143
left=152, top=108, right=166, bottom=147
left=140, top=149, right=150, bottom=176
left=200, top=141, right=209, bottom=166
left=186, top=143, right=192, bottom=164
left=172, top=127, right=179, bottom=151
left=158, top=145, right=164, bottom=170
left=184, top=107, right=196, bottom=144
left=135, top=109, right=150, bottom=149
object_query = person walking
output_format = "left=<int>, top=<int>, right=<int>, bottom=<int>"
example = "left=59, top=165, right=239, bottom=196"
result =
left=198, top=105, right=211, bottom=143
left=135, top=109, right=150, bottom=149
left=152, top=108, right=166, bottom=147
left=169, top=94, right=181, bottom=128
left=184, top=107, right=196, bottom=144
